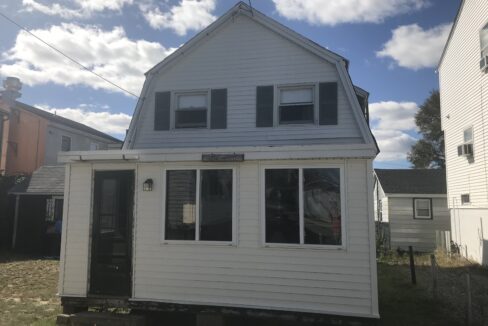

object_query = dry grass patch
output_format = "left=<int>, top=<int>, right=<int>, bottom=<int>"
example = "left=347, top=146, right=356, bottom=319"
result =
left=0, top=253, right=60, bottom=326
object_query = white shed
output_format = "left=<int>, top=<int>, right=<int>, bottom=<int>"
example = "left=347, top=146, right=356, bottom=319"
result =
left=57, top=2, right=379, bottom=323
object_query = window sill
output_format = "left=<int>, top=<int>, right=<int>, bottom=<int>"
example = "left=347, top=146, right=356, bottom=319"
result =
left=263, top=243, right=345, bottom=251
left=160, top=240, right=236, bottom=247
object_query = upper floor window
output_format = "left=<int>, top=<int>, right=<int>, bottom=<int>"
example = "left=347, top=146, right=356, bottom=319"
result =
left=481, top=22, right=488, bottom=55
left=61, top=136, right=71, bottom=152
left=461, top=194, right=470, bottom=205
left=413, top=198, right=432, bottom=219
left=175, top=93, right=208, bottom=128
left=90, top=142, right=99, bottom=151
left=464, top=127, right=473, bottom=143
left=264, top=166, right=343, bottom=247
left=279, top=86, right=314, bottom=124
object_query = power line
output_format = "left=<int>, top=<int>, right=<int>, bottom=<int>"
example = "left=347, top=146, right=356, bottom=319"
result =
left=0, top=11, right=139, bottom=98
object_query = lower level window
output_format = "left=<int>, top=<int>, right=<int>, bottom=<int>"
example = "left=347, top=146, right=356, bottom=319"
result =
left=165, top=169, right=233, bottom=242
left=265, top=167, right=342, bottom=246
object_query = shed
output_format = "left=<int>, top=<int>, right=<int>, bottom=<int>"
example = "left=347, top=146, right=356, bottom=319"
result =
left=9, top=165, right=65, bottom=256
left=374, top=169, right=450, bottom=252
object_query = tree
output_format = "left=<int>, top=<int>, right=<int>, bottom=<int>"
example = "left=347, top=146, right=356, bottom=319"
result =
left=407, top=90, right=445, bottom=169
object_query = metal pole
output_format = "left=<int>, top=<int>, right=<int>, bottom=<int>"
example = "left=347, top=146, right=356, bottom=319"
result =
left=11, top=194, right=20, bottom=249
left=430, top=254, right=437, bottom=299
left=409, top=246, right=416, bottom=285
left=466, top=273, right=472, bottom=326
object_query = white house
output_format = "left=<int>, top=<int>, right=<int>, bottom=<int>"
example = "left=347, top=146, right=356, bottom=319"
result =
left=57, top=2, right=379, bottom=323
left=439, top=0, right=488, bottom=265
left=374, top=169, right=450, bottom=252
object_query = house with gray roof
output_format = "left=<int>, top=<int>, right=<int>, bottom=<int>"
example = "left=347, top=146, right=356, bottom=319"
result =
left=374, top=169, right=450, bottom=252
left=8, top=165, right=65, bottom=255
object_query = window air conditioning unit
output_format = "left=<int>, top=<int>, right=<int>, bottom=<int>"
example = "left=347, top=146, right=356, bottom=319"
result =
left=480, top=56, right=488, bottom=72
left=457, top=143, right=473, bottom=157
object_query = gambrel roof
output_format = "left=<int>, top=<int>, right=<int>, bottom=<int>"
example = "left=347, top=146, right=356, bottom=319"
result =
left=124, top=1, right=378, bottom=152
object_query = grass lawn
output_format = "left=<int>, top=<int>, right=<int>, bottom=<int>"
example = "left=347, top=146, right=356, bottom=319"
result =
left=0, top=251, right=486, bottom=325
left=0, top=253, right=60, bottom=326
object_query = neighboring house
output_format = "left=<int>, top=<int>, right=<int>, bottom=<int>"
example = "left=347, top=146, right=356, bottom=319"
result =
left=8, top=166, right=65, bottom=256
left=374, top=169, right=450, bottom=252
left=57, top=2, right=379, bottom=323
left=0, top=77, right=122, bottom=176
left=438, top=0, right=488, bottom=265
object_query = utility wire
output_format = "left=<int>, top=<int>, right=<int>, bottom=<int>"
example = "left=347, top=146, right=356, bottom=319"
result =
left=0, top=11, right=139, bottom=98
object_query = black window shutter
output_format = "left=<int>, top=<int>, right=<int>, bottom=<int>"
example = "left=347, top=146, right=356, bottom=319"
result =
left=319, top=82, right=338, bottom=125
left=256, top=86, right=274, bottom=127
left=210, top=89, right=227, bottom=129
left=154, top=91, right=171, bottom=130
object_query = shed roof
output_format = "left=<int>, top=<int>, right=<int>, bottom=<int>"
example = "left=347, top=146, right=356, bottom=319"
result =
left=375, top=169, right=446, bottom=195
left=9, top=166, right=65, bottom=195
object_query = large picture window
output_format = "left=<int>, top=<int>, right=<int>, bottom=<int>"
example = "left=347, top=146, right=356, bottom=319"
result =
left=164, top=169, right=233, bottom=242
left=264, top=167, right=343, bottom=246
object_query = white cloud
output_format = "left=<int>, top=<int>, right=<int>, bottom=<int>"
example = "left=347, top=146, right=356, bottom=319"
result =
left=377, top=23, right=452, bottom=69
left=0, top=24, right=177, bottom=95
left=272, top=0, right=429, bottom=26
left=370, top=101, right=419, bottom=162
left=140, top=0, right=216, bottom=36
left=37, top=104, right=131, bottom=136
left=22, top=0, right=133, bottom=19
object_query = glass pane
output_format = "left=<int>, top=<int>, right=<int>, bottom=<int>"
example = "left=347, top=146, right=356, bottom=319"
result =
left=279, top=105, right=314, bottom=124
left=175, top=109, right=207, bottom=128
left=464, top=128, right=473, bottom=142
left=265, top=169, right=299, bottom=244
left=415, top=199, right=430, bottom=209
left=200, top=170, right=233, bottom=241
left=416, top=209, right=430, bottom=217
left=280, top=88, right=313, bottom=104
left=481, top=24, right=488, bottom=52
left=101, top=179, right=117, bottom=215
left=178, top=94, right=207, bottom=109
left=61, top=136, right=71, bottom=152
left=45, top=198, right=55, bottom=222
left=304, top=168, right=341, bottom=245
left=165, top=170, right=196, bottom=240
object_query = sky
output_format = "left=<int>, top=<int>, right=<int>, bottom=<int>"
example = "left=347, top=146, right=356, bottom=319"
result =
left=0, top=0, right=461, bottom=168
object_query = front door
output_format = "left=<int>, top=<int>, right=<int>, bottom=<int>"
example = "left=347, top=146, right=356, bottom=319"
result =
left=90, top=170, right=134, bottom=297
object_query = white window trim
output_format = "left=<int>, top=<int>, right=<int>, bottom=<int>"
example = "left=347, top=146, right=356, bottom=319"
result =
left=274, top=83, right=317, bottom=126
left=413, top=198, right=432, bottom=219
left=161, top=165, right=237, bottom=246
left=260, top=163, right=346, bottom=250
left=171, top=90, right=210, bottom=130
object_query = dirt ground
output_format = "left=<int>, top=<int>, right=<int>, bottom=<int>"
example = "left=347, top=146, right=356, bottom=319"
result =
left=0, top=254, right=60, bottom=326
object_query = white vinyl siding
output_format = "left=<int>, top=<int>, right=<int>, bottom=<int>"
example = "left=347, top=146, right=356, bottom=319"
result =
left=58, top=158, right=378, bottom=318
left=132, top=14, right=362, bottom=149
left=439, top=0, right=488, bottom=211
left=388, top=197, right=450, bottom=252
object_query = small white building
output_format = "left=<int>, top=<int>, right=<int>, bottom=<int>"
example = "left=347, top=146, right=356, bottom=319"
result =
left=57, top=2, right=379, bottom=322
left=438, top=0, right=488, bottom=265
left=374, top=169, right=450, bottom=252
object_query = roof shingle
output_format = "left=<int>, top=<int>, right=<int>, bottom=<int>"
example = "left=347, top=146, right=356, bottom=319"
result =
left=375, top=169, right=446, bottom=195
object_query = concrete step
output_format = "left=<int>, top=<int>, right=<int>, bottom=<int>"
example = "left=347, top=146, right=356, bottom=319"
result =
left=56, top=312, right=146, bottom=326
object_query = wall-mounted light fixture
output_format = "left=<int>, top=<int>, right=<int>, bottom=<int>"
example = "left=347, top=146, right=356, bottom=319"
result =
left=143, top=178, right=153, bottom=192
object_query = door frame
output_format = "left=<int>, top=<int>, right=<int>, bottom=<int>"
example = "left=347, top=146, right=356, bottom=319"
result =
left=88, top=169, right=135, bottom=298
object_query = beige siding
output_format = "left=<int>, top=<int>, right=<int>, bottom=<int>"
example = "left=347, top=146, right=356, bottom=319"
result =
left=439, top=0, right=488, bottom=210
left=388, top=197, right=450, bottom=252
left=450, top=208, right=488, bottom=264
left=132, top=14, right=362, bottom=149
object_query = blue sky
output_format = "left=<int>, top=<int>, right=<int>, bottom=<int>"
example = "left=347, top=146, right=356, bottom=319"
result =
left=0, top=0, right=460, bottom=168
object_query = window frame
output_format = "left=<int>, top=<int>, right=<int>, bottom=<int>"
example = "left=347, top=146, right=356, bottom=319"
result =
left=275, top=83, right=317, bottom=126
left=172, top=90, right=210, bottom=129
left=463, top=126, right=474, bottom=144
left=413, top=198, right=433, bottom=220
left=61, top=135, right=71, bottom=152
left=260, top=163, right=346, bottom=250
left=461, top=194, right=471, bottom=205
left=161, top=165, right=237, bottom=246
left=480, top=21, right=488, bottom=56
